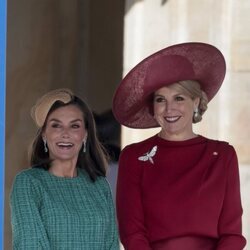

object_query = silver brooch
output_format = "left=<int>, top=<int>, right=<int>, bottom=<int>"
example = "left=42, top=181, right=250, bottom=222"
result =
left=138, top=145, right=158, bottom=164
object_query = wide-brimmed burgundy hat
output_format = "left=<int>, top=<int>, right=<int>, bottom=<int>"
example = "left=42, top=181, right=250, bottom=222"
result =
left=112, top=42, right=226, bottom=129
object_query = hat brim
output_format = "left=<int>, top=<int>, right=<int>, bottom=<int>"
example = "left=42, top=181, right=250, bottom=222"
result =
left=112, top=42, right=226, bottom=129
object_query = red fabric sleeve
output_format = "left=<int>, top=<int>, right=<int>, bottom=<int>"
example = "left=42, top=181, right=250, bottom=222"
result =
left=116, top=145, right=152, bottom=250
left=217, top=146, right=246, bottom=250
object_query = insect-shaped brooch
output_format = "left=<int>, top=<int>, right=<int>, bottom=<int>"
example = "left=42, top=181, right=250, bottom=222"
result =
left=138, top=145, right=158, bottom=164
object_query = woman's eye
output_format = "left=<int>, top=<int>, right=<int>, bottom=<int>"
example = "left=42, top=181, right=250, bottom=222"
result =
left=51, top=123, right=61, bottom=128
left=154, top=97, right=165, bottom=103
left=175, top=96, right=184, bottom=101
left=71, top=124, right=81, bottom=129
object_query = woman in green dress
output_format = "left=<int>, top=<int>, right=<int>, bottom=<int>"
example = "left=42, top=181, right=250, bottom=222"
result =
left=10, top=88, right=119, bottom=250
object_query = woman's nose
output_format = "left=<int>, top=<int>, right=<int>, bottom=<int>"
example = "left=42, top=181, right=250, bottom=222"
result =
left=165, top=101, right=173, bottom=111
left=61, top=128, right=70, bottom=138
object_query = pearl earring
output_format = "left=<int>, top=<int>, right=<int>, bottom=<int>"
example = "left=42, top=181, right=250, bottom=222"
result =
left=194, top=107, right=199, bottom=118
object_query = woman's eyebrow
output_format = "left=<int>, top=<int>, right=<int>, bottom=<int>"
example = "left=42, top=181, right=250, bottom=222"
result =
left=47, top=118, right=83, bottom=123
left=69, top=119, right=83, bottom=123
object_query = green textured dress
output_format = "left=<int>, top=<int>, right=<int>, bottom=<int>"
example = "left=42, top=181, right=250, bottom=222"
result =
left=10, top=167, right=119, bottom=250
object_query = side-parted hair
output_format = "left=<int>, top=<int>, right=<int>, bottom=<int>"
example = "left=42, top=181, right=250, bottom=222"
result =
left=30, top=96, right=108, bottom=181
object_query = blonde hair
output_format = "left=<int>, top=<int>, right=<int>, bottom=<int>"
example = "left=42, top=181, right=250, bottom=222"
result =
left=175, top=80, right=208, bottom=123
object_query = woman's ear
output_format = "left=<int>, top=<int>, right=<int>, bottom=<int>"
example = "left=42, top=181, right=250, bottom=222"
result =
left=42, top=132, right=46, bottom=142
left=193, top=97, right=200, bottom=109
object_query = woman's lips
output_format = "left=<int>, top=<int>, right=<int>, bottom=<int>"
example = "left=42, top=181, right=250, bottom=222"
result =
left=164, top=116, right=181, bottom=123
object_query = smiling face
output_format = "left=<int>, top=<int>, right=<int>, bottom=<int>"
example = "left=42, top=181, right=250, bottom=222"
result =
left=153, top=83, right=200, bottom=141
left=43, top=104, right=87, bottom=165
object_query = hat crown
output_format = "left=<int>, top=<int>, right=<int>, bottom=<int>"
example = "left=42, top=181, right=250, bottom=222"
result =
left=145, top=55, right=195, bottom=94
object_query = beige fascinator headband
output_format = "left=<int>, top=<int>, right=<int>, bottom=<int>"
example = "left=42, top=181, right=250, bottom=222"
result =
left=31, top=88, right=74, bottom=128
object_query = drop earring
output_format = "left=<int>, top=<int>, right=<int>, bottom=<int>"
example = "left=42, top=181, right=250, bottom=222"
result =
left=83, top=135, right=87, bottom=153
left=83, top=140, right=86, bottom=153
left=43, top=138, right=48, bottom=153
left=194, top=107, right=199, bottom=118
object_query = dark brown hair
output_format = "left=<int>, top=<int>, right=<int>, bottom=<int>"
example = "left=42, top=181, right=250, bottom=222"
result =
left=30, top=96, right=108, bottom=181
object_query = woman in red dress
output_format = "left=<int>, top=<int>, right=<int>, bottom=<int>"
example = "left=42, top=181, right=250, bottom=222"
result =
left=112, top=42, right=246, bottom=250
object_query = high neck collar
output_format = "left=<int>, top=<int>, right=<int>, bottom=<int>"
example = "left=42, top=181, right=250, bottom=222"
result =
left=154, top=134, right=207, bottom=147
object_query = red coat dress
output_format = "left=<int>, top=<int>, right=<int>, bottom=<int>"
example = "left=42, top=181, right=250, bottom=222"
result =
left=116, top=135, right=246, bottom=250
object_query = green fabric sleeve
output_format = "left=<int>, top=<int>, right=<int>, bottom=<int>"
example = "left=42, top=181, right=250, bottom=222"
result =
left=104, top=179, right=120, bottom=250
left=10, top=172, right=50, bottom=250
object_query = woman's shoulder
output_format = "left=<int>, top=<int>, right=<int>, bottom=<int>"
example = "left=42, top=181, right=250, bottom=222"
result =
left=13, top=167, right=45, bottom=185
left=78, top=168, right=109, bottom=186
left=11, top=168, right=46, bottom=199
left=205, top=137, right=233, bottom=148
left=79, top=172, right=113, bottom=198
left=95, top=175, right=111, bottom=188
left=121, top=134, right=157, bottom=154
left=15, top=167, right=44, bottom=177
left=204, top=137, right=236, bottom=155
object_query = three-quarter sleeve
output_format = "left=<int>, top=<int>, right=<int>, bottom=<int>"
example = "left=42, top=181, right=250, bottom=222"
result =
left=10, top=173, right=50, bottom=249
left=217, top=146, right=247, bottom=249
left=116, top=146, right=152, bottom=250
